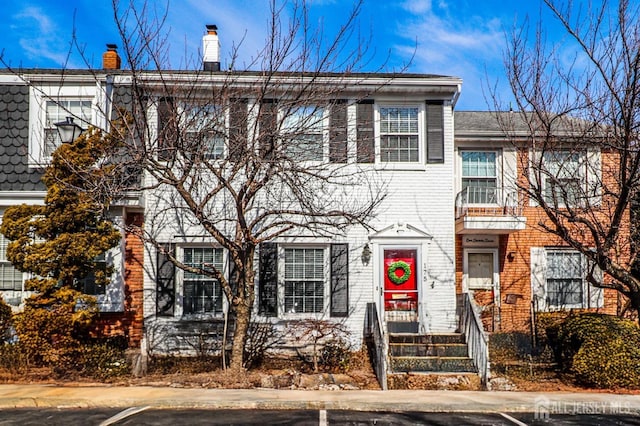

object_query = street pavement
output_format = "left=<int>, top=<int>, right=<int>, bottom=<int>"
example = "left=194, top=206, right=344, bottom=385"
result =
left=0, top=384, right=640, bottom=415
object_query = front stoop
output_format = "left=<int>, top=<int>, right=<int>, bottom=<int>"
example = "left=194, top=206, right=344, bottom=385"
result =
left=388, top=332, right=477, bottom=374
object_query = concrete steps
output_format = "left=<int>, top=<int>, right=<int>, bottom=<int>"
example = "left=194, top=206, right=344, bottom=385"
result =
left=388, top=332, right=477, bottom=374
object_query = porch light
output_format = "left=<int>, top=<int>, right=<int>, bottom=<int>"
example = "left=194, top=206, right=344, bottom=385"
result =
left=54, top=117, right=84, bottom=143
left=361, top=243, right=371, bottom=266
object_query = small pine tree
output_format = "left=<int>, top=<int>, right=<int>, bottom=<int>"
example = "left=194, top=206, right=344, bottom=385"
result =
left=0, top=128, right=122, bottom=365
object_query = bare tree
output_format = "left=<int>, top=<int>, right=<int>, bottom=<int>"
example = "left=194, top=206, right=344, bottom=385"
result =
left=98, top=0, right=392, bottom=371
left=495, top=0, right=640, bottom=321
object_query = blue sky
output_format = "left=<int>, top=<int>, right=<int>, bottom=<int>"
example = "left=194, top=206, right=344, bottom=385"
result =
left=1, top=0, right=567, bottom=110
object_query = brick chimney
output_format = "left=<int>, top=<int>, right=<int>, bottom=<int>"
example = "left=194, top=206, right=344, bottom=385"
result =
left=103, top=44, right=121, bottom=70
left=203, top=25, right=220, bottom=71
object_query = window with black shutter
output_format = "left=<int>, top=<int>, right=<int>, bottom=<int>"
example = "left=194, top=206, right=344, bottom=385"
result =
left=426, top=101, right=444, bottom=163
left=156, top=243, right=176, bottom=316
left=229, top=98, right=248, bottom=161
left=329, top=100, right=348, bottom=163
left=258, top=242, right=278, bottom=317
left=356, top=100, right=375, bottom=163
left=157, top=98, right=177, bottom=161
left=330, top=244, right=349, bottom=317
left=259, top=99, right=278, bottom=159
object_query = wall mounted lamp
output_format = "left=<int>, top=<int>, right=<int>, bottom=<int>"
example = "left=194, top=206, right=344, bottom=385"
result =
left=54, top=117, right=84, bottom=144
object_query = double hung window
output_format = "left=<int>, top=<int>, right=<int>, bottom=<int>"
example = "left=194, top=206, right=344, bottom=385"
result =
left=461, top=151, right=498, bottom=204
left=183, top=247, right=223, bottom=315
left=546, top=250, right=583, bottom=308
left=183, top=104, right=225, bottom=160
left=379, top=107, right=419, bottom=163
left=79, top=253, right=107, bottom=296
left=283, top=247, right=325, bottom=314
left=282, top=106, right=325, bottom=161
left=542, top=151, right=584, bottom=206
left=0, top=234, right=22, bottom=292
left=44, top=100, right=91, bottom=157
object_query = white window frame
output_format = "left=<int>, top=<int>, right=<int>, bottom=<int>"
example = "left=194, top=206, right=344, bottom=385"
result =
left=375, top=104, right=425, bottom=165
left=530, top=148, right=601, bottom=208
left=278, top=245, right=330, bottom=318
left=545, top=249, right=585, bottom=310
left=181, top=102, right=228, bottom=160
left=531, top=247, right=604, bottom=312
left=463, top=248, right=499, bottom=291
left=280, top=105, right=328, bottom=162
left=0, top=231, right=24, bottom=295
left=176, top=245, right=227, bottom=319
left=459, top=149, right=502, bottom=206
left=28, top=83, right=101, bottom=166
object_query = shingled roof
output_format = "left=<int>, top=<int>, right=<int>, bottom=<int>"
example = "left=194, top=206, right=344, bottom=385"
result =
left=0, top=84, right=45, bottom=192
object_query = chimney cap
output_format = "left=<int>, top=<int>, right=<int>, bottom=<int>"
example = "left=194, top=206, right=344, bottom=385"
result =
left=206, top=24, right=218, bottom=31
left=106, top=43, right=118, bottom=50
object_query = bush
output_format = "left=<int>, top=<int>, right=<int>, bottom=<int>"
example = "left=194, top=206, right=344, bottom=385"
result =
left=0, top=343, right=28, bottom=375
left=320, top=338, right=352, bottom=372
left=551, top=313, right=640, bottom=389
left=76, top=339, right=130, bottom=380
left=0, top=297, right=12, bottom=343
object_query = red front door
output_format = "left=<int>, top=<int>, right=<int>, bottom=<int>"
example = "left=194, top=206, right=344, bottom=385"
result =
left=383, top=248, right=418, bottom=312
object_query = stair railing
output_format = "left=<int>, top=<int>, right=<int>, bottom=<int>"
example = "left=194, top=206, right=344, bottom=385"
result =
left=461, top=292, right=490, bottom=387
left=364, top=302, right=388, bottom=390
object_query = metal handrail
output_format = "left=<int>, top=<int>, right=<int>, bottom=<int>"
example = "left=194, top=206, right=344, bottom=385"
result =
left=364, top=302, right=387, bottom=390
left=461, top=292, right=490, bottom=387
left=455, top=186, right=523, bottom=219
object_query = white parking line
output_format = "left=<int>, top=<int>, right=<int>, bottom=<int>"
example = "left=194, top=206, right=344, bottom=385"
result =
left=100, top=406, right=151, bottom=426
left=319, top=409, right=327, bottom=426
left=499, top=412, right=528, bottom=426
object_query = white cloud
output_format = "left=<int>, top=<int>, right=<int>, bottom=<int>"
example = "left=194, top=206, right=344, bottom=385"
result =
left=400, top=0, right=432, bottom=14
left=392, top=2, right=507, bottom=109
left=11, top=6, right=71, bottom=67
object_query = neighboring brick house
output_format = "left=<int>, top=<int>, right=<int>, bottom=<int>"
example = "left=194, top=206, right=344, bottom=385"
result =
left=0, top=69, right=144, bottom=348
left=454, top=111, right=622, bottom=334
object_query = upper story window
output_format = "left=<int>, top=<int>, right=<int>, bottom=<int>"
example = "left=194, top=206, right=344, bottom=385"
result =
left=44, top=100, right=92, bottom=158
left=461, top=151, right=498, bottom=204
left=29, top=83, right=100, bottom=166
left=379, top=106, right=420, bottom=163
left=0, top=233, right=22, bottom=292
left=541, top=150, right=585, bottom=206
left=281, top=106, right=325, bottom=161
left=182, top=247, right=224, bottom=316
left=283, top=247, right=326, bottom=314
left=183, top=104, right=226, bottom=160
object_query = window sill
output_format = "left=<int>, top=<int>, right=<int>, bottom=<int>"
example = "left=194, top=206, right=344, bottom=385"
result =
left=374, top=163, right=427, bottom=172
left=180, top=313, right=224, bottom=321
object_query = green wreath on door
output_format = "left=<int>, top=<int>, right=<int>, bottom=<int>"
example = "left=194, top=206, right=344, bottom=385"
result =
left=387, top=260, right=411, bottom=285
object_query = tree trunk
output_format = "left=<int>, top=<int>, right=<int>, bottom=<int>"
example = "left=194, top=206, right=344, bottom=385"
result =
left=229, top=301, right=250, bottom=371
left=631, top=292, right=640, bottom=327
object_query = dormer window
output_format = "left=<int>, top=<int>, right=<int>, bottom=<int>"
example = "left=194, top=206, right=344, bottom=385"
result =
left=44, top=100, right=91, bottom=157
left=28, top=83, right=99, bottom=166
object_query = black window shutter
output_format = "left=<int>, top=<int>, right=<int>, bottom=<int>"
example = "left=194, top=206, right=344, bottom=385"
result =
left=356, top=100, right=375, bottom=163
left=329, top=100, right=348, bottom=163
left=156, top=243, right=176, bottom=316
left=259, top=99, right=278, bottom=159
left=157, top=97, right=176, bottom=161
left=426, top=101, right=444, bottom=163
left=330, top=243, right=349, bottom=317
left=229, top=98, right=248, bottom=161
left=258, top=242, right=278, bottom=317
